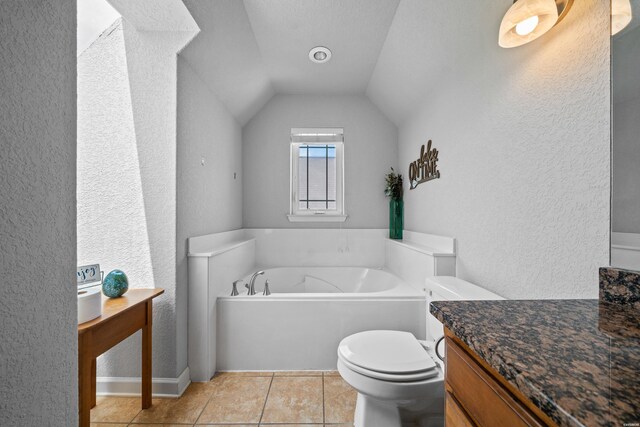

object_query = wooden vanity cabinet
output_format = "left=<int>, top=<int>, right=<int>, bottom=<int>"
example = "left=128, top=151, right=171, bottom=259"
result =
left=444, top=329, right=557, bottom=427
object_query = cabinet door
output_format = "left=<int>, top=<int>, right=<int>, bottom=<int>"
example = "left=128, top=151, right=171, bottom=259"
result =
left=445, top=336, right=548, bottom=427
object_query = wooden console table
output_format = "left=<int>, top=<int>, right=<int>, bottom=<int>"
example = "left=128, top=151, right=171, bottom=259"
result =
left=77, top=288, right=164, bottom=427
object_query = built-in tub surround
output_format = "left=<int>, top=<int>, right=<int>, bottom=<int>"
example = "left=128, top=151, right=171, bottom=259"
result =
left=430, top=299, right=640, bottom=426
left=235, top=267, right=415, bottom=295
left=187, top=229, right=255, bottom=381
left=187, top=229, right=455, bottom=381
left=218, top=267, right=424, bottom=371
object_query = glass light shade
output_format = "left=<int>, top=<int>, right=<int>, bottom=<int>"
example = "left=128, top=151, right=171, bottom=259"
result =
left=516, top=15, right=540, bottom=35
left=612, top=0, right=632, bottom=36
left=499, top=0, right=559, bottom=48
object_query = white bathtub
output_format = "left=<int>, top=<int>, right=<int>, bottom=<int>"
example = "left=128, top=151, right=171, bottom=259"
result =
left=234, top=266, right=421, bottom=296
left=216, top=267, right=426, bottom=371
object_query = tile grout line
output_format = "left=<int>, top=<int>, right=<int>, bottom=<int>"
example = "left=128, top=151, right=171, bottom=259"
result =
left=91, top=396, right=143, bottom=426
left=111, top=372, right=346, bottom=426
left=130, top=406, right=142, bottom=426
left=258, top=372, right=275, bottom=425
left=192, top=374, right=227, bottom=426
left=322, top=372, right=326, bottom=425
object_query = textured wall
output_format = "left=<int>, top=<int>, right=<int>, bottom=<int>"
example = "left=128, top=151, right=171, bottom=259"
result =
left=180, top=0, right=275, bottom=125
left=398, top=0, right=610, bottom=299
left=176, top=57, right=243, bottom=373
left=0, top=1, right=77, bottom=424
left=77, top=19, right=191, bottom=379
left=243, top=94, right=398, bottom=228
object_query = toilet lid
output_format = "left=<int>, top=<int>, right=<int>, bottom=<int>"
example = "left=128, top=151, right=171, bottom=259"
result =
left=339, top=354, right=440, bottom=382
left=338, top=330, right=437, bottom=375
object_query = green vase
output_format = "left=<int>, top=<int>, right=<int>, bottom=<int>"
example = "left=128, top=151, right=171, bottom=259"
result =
left=389, top=199, right=403, bottom=240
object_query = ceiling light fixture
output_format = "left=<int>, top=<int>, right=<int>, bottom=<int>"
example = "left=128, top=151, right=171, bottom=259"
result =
left=611, top=0, right=633, bottom=36
left=309, top=46, right=332, bottom=63
left=498, top=0, right=573, bottom=48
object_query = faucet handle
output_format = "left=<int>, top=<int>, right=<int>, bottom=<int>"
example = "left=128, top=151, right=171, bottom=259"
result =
left=231, top=280, right=241, bottom=296
left=245, top=282, right=256, bottom=296
left=263, top=280, right=271, bottom=296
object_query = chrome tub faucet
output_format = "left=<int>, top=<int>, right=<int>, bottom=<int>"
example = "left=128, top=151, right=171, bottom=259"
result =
left=245, top=270, right=264, bottom=295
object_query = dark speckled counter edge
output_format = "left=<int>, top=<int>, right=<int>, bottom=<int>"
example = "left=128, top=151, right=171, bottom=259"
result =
left=599, top=266, right=640, bottom=308
left=430, top=301, right=587, bottom=427
left=432, top=290, right=640, bottom=427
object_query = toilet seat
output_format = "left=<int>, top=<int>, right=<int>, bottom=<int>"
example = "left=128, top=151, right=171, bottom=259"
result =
left=339, top=353, right=440, bottom=382
left=338, top=330, right=439, bottom=382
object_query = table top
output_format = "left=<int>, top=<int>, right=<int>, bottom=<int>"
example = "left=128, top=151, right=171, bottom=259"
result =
left=431, top=298, right=640, bottom=427
left=78, top=288, right=164, bottom=332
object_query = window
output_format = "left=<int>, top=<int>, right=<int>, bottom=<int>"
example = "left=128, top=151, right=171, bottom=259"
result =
left=289, top=128, right=346, bottom=222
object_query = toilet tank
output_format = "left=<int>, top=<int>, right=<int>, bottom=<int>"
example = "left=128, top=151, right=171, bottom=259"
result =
left=425, top=276, right=504, bottom=342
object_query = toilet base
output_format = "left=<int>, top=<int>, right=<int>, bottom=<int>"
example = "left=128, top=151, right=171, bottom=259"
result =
left=353, top=392, right=444, bottom=427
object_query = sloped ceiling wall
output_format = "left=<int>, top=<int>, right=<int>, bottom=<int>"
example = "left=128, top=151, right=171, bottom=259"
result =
left=243, top=0, right=400, bottom=95
left=178, top=0, right=403, bottom=125
left=109, top=0, right=199, bottom=32
left=180, top=0, right=274, bottom=125
left=366, top=0, right=473, bottom=126
left=179, top=0, right=566, bottom=127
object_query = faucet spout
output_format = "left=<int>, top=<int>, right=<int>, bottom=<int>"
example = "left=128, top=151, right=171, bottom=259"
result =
left=248, top=270, right=264, bottom=295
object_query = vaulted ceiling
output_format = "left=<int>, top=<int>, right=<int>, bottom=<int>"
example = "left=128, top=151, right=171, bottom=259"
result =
left=178, top=0, right=513, bottom=126
left=242, top=0, right=400, bottom=96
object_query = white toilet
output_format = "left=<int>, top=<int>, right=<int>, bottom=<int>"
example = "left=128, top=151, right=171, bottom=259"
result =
left=337, top=276, right=504, bottom=427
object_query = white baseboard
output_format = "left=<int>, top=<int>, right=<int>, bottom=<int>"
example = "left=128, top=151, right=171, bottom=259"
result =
left=96, top=367, right=191, bottom=398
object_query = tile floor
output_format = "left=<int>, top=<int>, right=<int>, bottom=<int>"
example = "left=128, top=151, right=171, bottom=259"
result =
left=90, top=371, right=356, bottom=427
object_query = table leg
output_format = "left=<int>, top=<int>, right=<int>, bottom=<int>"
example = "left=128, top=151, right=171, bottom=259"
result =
left=141, top=300, right=153, bottom=409
left=78, top=333, right=93, bottom=427
left=91, top=358, right=97, bottom=408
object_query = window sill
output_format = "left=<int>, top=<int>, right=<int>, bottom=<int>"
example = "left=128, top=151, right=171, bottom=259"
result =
left=287, top=214, right=348, bottom=223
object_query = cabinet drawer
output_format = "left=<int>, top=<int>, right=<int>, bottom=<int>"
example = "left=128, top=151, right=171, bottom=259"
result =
left=446, top=391, right=476, bottom=427
left=445, top=337, right=545, bottom=427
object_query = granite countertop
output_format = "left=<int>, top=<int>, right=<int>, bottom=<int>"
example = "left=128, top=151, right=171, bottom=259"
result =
left=430, top=298, right=640, bottom=427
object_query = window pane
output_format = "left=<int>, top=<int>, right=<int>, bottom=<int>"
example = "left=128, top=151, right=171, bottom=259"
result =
left=297, top=146, right=308, bottom=208
left=308, top=201, right=328, bottom=210
left=327, top=155, right=336, bottom=208
left=297, top=144, right=337, bottom=211
left=307, top=156, right=326, bottom=203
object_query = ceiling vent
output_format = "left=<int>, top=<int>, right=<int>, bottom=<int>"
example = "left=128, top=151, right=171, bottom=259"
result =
left=309, top=46, right=332, bottom=63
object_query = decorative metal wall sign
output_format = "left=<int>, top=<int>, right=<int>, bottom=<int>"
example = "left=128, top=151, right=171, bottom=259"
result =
left=409, top=140, right=440, bottom=190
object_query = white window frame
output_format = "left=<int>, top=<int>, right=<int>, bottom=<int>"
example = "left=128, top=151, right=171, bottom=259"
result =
left=288, top=128, right=346, bottom=222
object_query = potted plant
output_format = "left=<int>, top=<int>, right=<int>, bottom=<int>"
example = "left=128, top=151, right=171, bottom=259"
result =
left=384, top=168, right=404, bottom=239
